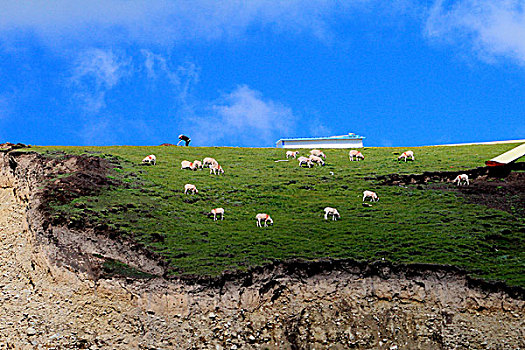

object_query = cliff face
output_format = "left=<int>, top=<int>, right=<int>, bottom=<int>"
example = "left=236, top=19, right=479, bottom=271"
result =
left=0, top=149, right=523, bottom=349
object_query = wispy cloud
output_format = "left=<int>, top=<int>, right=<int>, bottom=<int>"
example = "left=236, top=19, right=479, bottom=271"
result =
left=426, top=0, right=525, bottom=65
left=70, top=49, right=131, bottom=113
left=72, top=49, right=130, bottom=89
left=176, top=62, right=200, bottom=103
left=141, top=50, right=180, bottom=85
left=0, top=0, right=377, bottom=47
left=184, top=85, right=296, bottom=146
left=141, top=50, right=200, bottom=103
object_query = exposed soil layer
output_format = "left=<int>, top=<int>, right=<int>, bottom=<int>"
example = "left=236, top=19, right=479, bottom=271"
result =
left=0, top=142, right=31, bottom=151
left=1, top=147, right=167, bottom=279
left=373, top=163, right=525, bottom=216
left=439, top=172, right=524, bottom=216
left=1, top=146, right=524, bottom=349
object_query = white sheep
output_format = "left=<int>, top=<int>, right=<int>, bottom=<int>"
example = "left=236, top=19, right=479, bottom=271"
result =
left=211, top=208, right=224, bottom=221
left=256, top=213, right=273, bottom=227
left=324, top=207, right=340, bottom=221
left=349, top=150, right=365, bottom=161
left=203, top=157, right=218, bottom=168
left=363, top=190, right=379, bottom=202
left=398, top=150, right=415, bottom=162
left=298, top=156, right=313, bottom=168
left=309, top=154, right=325, bottom=166
left=453, top=174, right=469, bottom=186
left=193, top=160, right=203, bottom=169
left=210, top=163, right=224, bottom=175
left=184, top=184, right=198, bottom=195
left=142, top=154, right=157, bottom=165
left=286, top=151, right=299, bottom=159
left=181, top=160, right=197, bottom=171
left=310, top=149, right=326, bottom=159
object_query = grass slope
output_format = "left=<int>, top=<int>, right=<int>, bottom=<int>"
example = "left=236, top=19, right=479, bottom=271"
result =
left=31, top=144, right=524, bottom=286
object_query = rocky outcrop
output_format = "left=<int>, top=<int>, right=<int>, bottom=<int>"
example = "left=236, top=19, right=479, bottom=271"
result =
left=0, top=148, right=523, bottom=349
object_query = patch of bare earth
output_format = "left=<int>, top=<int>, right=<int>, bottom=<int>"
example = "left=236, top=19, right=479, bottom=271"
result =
left=0, top=146, right=523, bottom=349
left=448, top=172, right=524, bottom=217
left=375, top=164, right=525, bottom=216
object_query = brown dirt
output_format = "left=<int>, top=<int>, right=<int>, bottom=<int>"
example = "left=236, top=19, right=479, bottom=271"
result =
left=0, top=147, right=524, bottom=349
left=0, top=142, right=31, bottom=151
left=3, top=148, right=167, bottom=280
left=374, top=164, right=525, bottom=217
left=439, top=172, right=525, bottom=216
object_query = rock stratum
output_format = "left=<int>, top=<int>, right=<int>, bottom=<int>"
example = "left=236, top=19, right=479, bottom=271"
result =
left=0, top=147, right=523, bottom=349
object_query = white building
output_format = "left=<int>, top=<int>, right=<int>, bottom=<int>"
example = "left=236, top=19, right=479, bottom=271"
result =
left=276, top=133, right=365, bottom=149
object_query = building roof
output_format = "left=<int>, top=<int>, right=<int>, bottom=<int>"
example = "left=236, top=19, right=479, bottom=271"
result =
left=276, top=133, right=365, bottom=144
left=486, top=143, right=525, bottom=167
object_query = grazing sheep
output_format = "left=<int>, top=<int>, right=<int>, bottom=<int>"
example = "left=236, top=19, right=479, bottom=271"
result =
left=210, top=163, right=224, bottom=175
left=211, top=208, right=224, bottom=221
left=309, top=154, right=325, bottom=166
left=363, top=190, right=379, bottom=202
left=453, top=174, right=469, bottom=186
left=256, top=213, right=273, bottom=227
left=142, top=154, right=157, bottom=165
left=310, top=149, right=326, bottom=159
left=324, top=207, right=340, bottom=221
left=398, top=151, right=415, bottom=162
left=349, top=150, right=365, bottom=161
left=184, top=184, right=198, bottom=195
left=298, top=156, right=313, bottom=168
left=181, top=160, right=197, bottom=171
left=203, top=157, right=218, bottom=168
left=286, top=151, right=299, bottom=159
left=193, top=160, right=203, bottom=169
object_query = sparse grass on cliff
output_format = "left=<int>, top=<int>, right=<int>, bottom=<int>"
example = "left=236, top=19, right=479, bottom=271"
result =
left=26, top=143, right=525, bottom=286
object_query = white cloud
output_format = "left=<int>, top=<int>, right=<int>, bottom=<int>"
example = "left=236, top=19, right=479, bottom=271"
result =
left=141, top=50, right=180, bottom=85
left=176, top=62, right=200, bottom=102
left=70, top=49, right=131, bottom=113
left=426, top=0, right=525, bottom=65
left=72, top=49, right=130, bottom=89
left=140, top=50, right=200, bottom=105
left=185, top=85, right=296, bottom=146
left=0, top=0, right=374, bottom=47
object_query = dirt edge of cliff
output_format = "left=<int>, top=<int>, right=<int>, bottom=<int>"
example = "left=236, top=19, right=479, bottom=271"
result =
left=1, top=145, right=523, bottom=349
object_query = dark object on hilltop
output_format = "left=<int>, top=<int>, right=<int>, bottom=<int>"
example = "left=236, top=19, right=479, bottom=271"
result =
left=178, top=134, right=191, bottom=146
left=159, top=143, right=176, bottom=146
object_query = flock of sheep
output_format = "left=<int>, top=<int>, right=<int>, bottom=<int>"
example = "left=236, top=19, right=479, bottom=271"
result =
left=142, top=149, right=470, bottom=227
left=142, top=154, right=239, bottom=223
left=288, top=149, right=416, bottom=168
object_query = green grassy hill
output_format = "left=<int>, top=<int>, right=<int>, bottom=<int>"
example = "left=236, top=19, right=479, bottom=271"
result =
left=31, top=144, right=524, bottom=286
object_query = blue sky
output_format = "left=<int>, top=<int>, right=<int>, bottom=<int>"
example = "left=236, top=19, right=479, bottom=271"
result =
left=0, top=0, right=524, bottom=147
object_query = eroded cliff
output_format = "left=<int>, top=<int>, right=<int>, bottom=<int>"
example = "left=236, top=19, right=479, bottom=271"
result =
left=0, top=147, right=523, bottom=349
